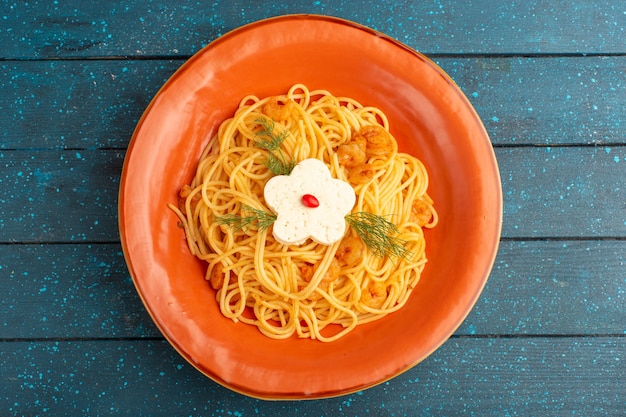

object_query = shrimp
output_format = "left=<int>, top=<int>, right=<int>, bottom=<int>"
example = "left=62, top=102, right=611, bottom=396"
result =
left=262, top=97, right=295, bottom=121
left=410, top=199, right=433, bottom=226
left=361, top=281, right=388, bottom=309
left=300, top=263, right=315, bottom=282
left=300, top=259, right=340, bottom=300
left=354, top=125, right=394, bottom=157
left=300, top=262, right=336, bottom=301
left=335, top=236, right=365, bottom=266
left=178, top=184, right=201, bottom=213
left=179, top=184, right=193, bottom=199
left=321, top=258, right=341, bottom=282
left=337, top=141, right=367, bottom=167
left=302, top=260, right=341, bottom=282
left=209, top=263, right=226, bottom=290
left=348, top=162, right=375, bottom=184
left=307, top=281, right=329, bottom=301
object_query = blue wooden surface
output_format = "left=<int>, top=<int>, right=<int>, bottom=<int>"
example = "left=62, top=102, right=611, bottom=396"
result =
left=3, top=57, right=626, bottom=149
left=1, top=1, right=625, bottom=415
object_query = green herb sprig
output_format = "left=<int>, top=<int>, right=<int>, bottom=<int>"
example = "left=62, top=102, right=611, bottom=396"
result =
left=345, top=212, right=413, bottom=261
left=253, top=117, right=296, bottom=175
left=215, top=207, right=412, bottom=261
left=214, top=205, right=277, bottom=232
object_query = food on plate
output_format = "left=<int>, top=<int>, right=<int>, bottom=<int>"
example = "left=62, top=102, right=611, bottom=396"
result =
left=169, top=84, right=437, bottom=342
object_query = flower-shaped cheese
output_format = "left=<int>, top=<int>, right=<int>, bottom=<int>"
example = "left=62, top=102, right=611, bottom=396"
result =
left=264, top=158, right=356, bottom=246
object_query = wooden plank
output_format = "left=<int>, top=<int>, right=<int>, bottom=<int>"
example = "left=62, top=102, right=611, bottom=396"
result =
left=0, top=337, right=623, bottom=415
left=0, top=243, right=160, bottom=339
left=1, top=146, right=625, bottom=241
left=456, top=240, right=626, bottom=336
left=1, top=60, right=181, bottom=150
left=1, top=241, right=624, bottom=339
left=436, top=56, right=626, bottom=146
left=497, top=146, right=626, bottom=238
left=2, top=0, right=626, bottom=58
left=0, top=149, right=124, bottom=243
left=3, top=57, right=625, bottom=150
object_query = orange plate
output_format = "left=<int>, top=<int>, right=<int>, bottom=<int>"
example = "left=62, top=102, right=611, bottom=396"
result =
left=119, top=15, right=502, bottom=399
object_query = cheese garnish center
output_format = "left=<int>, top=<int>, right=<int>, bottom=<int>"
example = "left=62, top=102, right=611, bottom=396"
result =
left=263, top=158, right=356, bottom=245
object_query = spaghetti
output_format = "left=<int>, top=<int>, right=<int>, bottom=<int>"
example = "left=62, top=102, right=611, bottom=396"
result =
left=169, top=84, right=437, bottom=342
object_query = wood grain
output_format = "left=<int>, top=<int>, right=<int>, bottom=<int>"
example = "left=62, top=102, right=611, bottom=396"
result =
left=0, top=150, right=123, bottom=243
left=2, top=57, right=625, bottom=149
left=1, top=148, right=625, bottom=242
left=1, top=338, right=623, bottom=415
left=437, top=56, right=626, bottom=146
left=1, top=0, right=624, bottom=412
left=2, top=0, right=625, bottom=58
left=457, top=240, right=626, bottom=336
left=0, top=244, right=159, bottom=339
left=497, top=146, right=626, bottom=238
left=1, top=240, right=623, bottom=339
left=1, top=60, right=180, bottom=150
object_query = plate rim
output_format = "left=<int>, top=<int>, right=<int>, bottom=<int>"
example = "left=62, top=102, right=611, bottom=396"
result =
left=118, top=13, right=503, bottom=400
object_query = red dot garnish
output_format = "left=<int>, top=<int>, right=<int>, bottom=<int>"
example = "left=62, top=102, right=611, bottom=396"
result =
left=301, top=194, right=320, bottom=208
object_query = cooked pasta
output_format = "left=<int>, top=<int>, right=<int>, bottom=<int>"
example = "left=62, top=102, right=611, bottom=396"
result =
left=169, top=84, right=437, bottom=342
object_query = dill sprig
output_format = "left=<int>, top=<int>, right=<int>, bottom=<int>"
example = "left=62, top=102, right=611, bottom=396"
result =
left=345, top=212, right=413, bottom=261
left=214, top=205, right=277, bottom=232
left=253, top=117, right=296, bottom=175
left=254, top=117, right=289, bottom=151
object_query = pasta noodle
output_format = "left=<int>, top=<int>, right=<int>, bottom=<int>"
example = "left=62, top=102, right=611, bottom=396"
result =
left=169, top=84, right=437, bottom=342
